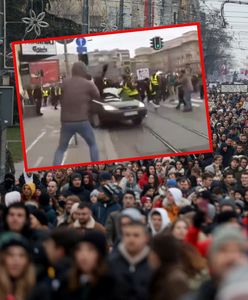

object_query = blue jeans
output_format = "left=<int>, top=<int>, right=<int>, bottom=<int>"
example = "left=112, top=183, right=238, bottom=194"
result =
left=53, top=121, right=99, bottom=165
left=184, top=91, right=192, bottom=110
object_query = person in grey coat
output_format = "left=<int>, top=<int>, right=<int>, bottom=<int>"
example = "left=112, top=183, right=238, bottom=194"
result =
left=53, top=61, right=100, bottom=165
left=178, top=69, right=193, bottom=112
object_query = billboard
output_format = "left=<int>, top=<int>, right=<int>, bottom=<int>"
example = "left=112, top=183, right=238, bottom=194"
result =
left=29, top=60, right=60, bottom=85
left=22, top=41, right=57, bottom=56
left=137, top=68, right=150, bottom=80
left=0, top=86, right=14, bottom=126
left=221, top=84, right=248, bottom=93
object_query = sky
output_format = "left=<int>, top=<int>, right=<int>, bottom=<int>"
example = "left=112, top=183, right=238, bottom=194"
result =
left=55, top=25, right=197, bottom=58
left=202, top=0, right=248, bottom=68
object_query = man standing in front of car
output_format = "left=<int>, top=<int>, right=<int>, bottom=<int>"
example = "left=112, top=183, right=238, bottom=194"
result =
left=53, top=61, right=100, bottom=165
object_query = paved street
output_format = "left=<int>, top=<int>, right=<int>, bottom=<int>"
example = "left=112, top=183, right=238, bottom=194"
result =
left=22, top=94, right=210, bottom=169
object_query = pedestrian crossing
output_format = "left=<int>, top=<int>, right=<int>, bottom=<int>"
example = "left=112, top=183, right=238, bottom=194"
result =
left=160, top=98, right=204, bottom=108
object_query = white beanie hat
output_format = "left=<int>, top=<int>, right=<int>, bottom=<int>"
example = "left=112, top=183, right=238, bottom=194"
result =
left=168, top=188, right=183, bottom=206
left=5, top=191, right=21, bottom=207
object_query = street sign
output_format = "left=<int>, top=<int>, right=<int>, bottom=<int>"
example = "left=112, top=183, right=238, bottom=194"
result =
left=0, top=86, right=14, bottom=126
left=137, top=68, right=149, bottom=80
left=76, top=37, right=87, bottom=54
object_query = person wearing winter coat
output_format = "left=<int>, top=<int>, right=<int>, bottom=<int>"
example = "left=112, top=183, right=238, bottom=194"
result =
left=163, top=188, right=190, bottom=222
left=0, top=232, right=36, bottom=300
left=63, top=173, right=90, bottom=202
left=38, top=193, right=57, bottom=226
left=92, top=184, right=121, bottom=226
left=108, top=221, right=153, bottom=300
left=70, top=202, right=106, bottom=234
left=105, top=191, right=137, bottom=246
left=148, top=234, right=189, bottom=300
left=148, top=208, right=171, bottom=236
left=119, top=170, right=142, bottom=199
left=54, top=231, right=118, bottom=300
left=0, top=173, right=19, bottom=201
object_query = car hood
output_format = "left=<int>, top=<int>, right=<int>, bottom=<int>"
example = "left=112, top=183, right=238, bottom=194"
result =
left=104, top=100, right=141, bottom=108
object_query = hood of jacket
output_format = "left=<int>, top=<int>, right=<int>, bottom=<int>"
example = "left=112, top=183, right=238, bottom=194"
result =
left=148, top=208, right=171, bottom=236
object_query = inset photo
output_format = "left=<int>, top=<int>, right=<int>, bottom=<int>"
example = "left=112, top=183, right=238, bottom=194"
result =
left=12, top=23, right=212, bottom=171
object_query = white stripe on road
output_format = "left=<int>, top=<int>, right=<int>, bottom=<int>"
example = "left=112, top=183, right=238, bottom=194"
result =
left=61, top=136, right=75, bottom=165
left=26, top=131, right=46, bottom=153
left=102, top=129, right=118, bottom=160
left=34, top=156, right=44, bottom=168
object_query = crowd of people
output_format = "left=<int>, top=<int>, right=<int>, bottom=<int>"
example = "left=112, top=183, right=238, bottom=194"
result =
left=2, top=68, right=248, bottom=299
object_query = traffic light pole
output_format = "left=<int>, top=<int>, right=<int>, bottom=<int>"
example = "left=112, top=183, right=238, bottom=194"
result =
left=148, top=0, right=152, bottom=27
left=0, top=0, right=4, bottom=85
left=82, top=0, right=89, bottom=34
left=119, top=0, right=124, bottom=30
left=0, top=92, right=6, bottom=182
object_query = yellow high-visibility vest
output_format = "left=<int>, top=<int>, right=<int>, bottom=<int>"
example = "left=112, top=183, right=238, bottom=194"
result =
left=123, top=82, right=139, bottom=97
left=149, top=82, right=156, bottom=95
left=55, top=87, right=61, bottom=96
left=43, top=90, right=49, bottom=97
left=150, top=74, right=159, bottom=86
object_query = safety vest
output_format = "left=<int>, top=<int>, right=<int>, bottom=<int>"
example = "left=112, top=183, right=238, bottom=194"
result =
left=43, top=90, right=49, bottom=97
left=149, top=82, right=156, bottom=95
left=55, top=87, right=61, bottom=96
left=123, top=82, right=139, bottom=97
left=150, top=74, right=159, bottom=86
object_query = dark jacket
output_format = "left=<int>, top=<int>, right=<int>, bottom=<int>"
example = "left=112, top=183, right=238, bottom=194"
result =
left=52, top=273, right=118, bottom=300
left=64, top=185, right=90, bottom=202
left=108, top=244, right=152, bottom=300
left=60, top=62, right=100, bottom=122
left=40, top=205, right=57, bottom=225
left=92, top=200, right=121, bottom=226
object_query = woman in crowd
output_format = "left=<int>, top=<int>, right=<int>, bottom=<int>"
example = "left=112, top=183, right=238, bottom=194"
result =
left=0, top=232, right=36, bottom=300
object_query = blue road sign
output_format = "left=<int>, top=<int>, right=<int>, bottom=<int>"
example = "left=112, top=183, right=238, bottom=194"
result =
left=76, top=38, right=86, bottom=47
left=76, top=38, right=87, bottom=54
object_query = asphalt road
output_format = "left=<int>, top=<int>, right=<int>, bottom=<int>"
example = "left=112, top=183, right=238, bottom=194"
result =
left=22, top=94, right=210, bottom=169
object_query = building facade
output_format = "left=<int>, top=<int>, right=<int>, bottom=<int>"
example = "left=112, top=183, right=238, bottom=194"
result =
left=133, top=30, right=201, bottom=75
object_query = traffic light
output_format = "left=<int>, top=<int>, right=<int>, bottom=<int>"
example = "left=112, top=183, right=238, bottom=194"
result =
left=19, top=62, right=30, bottom=75
left=150, top=36, right=164, bottom=51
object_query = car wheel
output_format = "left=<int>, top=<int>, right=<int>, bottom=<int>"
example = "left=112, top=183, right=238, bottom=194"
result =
left=91, top=113, right=102, bottom=128
left=132, top=117, right=143, bottom=126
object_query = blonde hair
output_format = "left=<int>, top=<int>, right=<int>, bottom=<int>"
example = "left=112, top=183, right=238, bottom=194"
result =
left=0, top=251, right=36, bottom=300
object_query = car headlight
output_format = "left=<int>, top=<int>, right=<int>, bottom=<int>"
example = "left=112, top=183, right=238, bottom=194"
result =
left=103, top=105, right=118, bottom=111
left=138, top=102, right=145, bottom=108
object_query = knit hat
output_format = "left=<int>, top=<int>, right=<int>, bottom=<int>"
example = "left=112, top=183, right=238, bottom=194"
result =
left=31, top=210, right=48, bottom=226
left=209, top=224, right=247, bottom=257
left=5, top=191, right=21, bottom=207
left=71, top=173, right=82, bottom=181
left=99, top=172, right=112, bottom=182
left=167, top=188, right=183, bottom=206
left=24, top=182, right=36, bottom=196
left=78, top=231, right=107, bottom=257
left=0, top=232, right=30, bottom=253
left=220, top=199, right=236, bottom=211
left=217, top=265, right=248, bottom=300
left=121, top=208, right=143, bottom=222
left=166, top=179, right=177, bottom=188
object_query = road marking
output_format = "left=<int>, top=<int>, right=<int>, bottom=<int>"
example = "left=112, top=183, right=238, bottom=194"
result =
left=34, top=156, right=44, bottom=168
left=61, top=136, right=75, bottom=165
left=102, top=129, right=118, bottom=160
left=26, top=131, right=46, bottom=153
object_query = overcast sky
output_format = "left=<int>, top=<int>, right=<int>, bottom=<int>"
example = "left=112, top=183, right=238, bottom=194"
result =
left=203, top=0, right=248, bottom=68
left=55, top=25, right=197, bottom=58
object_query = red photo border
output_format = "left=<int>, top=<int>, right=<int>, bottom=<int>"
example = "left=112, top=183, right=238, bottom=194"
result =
left=11, top=22, right=213, bottom=172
